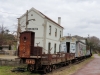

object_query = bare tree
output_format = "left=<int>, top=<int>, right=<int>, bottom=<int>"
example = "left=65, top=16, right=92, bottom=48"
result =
left=89, top=36, right=100, bottom=47
left=87, top=36, right=100, bottom=53
left=0, top=24, right=6, bottom=45
left=0, top=24, right=13, bottom=45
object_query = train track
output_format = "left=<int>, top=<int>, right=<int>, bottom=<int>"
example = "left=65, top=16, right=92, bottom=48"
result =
left=41, top=59, right=85, bottom=75
left=12, top=58, right=91, bottom=75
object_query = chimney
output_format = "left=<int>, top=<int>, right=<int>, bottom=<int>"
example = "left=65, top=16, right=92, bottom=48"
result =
left=58, top=17, right=61, bottom=25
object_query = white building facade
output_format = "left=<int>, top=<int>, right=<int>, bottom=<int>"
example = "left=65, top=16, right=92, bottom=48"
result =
left=17, top=7, right=64, bottom=54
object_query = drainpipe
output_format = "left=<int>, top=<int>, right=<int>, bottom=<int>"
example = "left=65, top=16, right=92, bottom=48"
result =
left=43, top=19, right=47, bottom=54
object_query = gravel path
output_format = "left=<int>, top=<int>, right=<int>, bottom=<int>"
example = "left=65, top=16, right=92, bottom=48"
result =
left=71, top=54, right=100, bottom=75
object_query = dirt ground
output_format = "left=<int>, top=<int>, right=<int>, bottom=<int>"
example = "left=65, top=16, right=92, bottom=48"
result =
left=71, top=54, right=100, bottom=75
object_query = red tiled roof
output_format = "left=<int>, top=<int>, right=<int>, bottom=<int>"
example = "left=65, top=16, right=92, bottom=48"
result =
left=39, top=11, right=64, bottom=28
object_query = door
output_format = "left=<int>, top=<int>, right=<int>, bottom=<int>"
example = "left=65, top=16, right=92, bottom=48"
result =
left=66, top=42, right=70, bottom=53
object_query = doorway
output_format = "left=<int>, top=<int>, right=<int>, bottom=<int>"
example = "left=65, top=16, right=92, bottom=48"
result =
left=66, top=42, right=70, bottom=53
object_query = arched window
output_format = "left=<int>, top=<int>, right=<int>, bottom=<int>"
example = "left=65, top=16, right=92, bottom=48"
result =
left=60, top=31, right=61, bottom=38
left=48, top=42, right=51, bottom=53
left=54, top=43, right=56, bottom=54
left=59, top=44, right=60, bottom=52
left=55, top=28, right=57, bottom=37
left=49, top=25, right=51, bottom=35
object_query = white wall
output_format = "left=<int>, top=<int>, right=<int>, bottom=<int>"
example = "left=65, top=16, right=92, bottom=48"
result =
left=44, top=19, right=63, bottom=54
left=45, top=39, right=60, bottom=54
left=46, top=20, right=63, bottom=40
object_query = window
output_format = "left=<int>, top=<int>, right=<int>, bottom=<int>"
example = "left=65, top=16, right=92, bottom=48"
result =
left=59, top=44, right=60, bottom=52
left=48, top=42, right=51, bottom=53
left=49, top=25, right=51, bottom=35
left=31, top=14, right=33, bottom=16
left=55, top=28, right=57, bottom=37
left=60, top=31, right=61, bottom=38
left=54, top=43, right=56, bottom=54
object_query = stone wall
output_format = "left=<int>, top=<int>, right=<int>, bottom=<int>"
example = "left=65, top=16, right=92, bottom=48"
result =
left=0, top=58, right=20, bottom=66
left=4, top=50, right=17, bottom=55
left=0, top=50, right=17, bottom=56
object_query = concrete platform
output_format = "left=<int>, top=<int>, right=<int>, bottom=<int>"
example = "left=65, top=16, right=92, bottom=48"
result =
left=0, top=55, right=20, bottom=66
left=0, top=55, right=18, bottom=60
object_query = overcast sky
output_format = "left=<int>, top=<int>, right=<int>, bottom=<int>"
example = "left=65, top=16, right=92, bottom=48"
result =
left=0, top=0, right=100, bottom=38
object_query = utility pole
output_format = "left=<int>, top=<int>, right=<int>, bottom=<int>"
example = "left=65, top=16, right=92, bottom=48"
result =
left=25, top=10, right=35, bottom=31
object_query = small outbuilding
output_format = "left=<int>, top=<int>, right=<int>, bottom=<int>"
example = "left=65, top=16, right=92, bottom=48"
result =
left=60, top=36, right=87, bottom=58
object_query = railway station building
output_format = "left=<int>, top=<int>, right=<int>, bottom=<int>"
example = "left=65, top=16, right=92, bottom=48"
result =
left=17, top=7, right=64, bottom=54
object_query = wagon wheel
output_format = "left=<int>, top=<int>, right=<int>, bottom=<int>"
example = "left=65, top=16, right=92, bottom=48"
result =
left=53, top=65, right=56, bottom=70
left=43, top=66, right=48, bottom=74
left=48, top=66, right=52, bottom=72
left=67, top=61, right=70, bottom=65
left=27, top=64, right=34, bottom=72
left=64, top=62, right=67, bottom=66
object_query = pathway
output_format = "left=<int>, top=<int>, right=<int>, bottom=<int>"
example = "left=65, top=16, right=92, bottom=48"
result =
left=71, top=54, right=100, bottom=75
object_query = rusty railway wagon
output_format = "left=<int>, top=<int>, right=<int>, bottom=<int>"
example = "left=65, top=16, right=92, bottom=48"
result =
left=18, top=31, right=91, bottom=73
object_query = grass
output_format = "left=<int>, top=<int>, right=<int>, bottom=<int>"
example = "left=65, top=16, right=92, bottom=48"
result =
left=0, top=66, right=40, bottom=75
left=98, top=53, right=100, bottom=56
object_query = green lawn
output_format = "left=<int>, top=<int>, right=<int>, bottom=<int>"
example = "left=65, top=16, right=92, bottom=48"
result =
left=0, top=66, right=40, bottom=75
